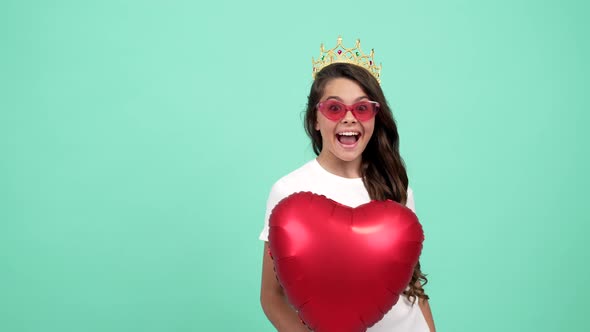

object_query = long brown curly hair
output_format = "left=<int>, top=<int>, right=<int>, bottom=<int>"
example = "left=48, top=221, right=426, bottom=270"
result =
left=303, top=62, right=429, bottom=304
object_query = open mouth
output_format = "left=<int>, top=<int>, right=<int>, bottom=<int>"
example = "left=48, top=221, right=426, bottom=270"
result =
left=336, top=132, right=361, bottom=146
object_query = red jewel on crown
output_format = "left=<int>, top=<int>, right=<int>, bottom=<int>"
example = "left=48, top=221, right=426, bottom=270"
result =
left=337, top=49, right=342, bottom=55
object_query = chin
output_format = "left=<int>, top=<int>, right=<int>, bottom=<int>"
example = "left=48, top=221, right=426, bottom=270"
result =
left=332, top=149, right=363, bottom=163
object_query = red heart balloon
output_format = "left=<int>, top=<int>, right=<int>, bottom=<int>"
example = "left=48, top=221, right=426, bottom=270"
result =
left=269, top=191, right=424, bottom=332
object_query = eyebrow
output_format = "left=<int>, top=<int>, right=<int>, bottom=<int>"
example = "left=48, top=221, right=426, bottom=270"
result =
left=325, top=96, right=369, bottom=102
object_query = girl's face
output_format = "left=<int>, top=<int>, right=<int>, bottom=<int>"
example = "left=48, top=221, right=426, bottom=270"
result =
left=315, top=78, right=376, bottom=164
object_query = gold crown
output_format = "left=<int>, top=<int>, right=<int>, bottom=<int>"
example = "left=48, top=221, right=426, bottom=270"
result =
left=312, top=36, right=382, bottom=84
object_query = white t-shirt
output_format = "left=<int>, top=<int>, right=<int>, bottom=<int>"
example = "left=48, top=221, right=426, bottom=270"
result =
left=259, top=158, right=429, bottom=332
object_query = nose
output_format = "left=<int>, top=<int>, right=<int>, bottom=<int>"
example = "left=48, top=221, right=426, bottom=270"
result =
left=342, top=110, right=357, bottom=123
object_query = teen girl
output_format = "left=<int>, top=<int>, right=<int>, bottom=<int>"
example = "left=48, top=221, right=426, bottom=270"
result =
left=259, top=61, right=436, bottom=332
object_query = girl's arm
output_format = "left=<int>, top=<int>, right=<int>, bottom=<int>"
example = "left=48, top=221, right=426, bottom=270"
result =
left=416, top=281, right=436, bottom=332
left=260, top=242, right=309, bottom=332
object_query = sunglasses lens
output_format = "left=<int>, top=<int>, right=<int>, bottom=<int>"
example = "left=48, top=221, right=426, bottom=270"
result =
left=319, top=100, right=345, bottom=120
left=353, top=102, right=378, bottom=121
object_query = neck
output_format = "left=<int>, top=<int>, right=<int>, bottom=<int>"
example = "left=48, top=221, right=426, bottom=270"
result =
left=316, top=152, right=363, bottom=179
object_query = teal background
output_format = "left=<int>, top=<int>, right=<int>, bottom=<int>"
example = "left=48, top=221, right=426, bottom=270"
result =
left=1, top=1, right=588, bottom=331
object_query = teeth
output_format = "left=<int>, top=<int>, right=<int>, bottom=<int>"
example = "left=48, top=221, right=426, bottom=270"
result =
left=337, top=132, right=359, bottom=136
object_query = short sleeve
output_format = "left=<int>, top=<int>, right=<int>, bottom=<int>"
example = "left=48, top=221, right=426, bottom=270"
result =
left=406, top=187, right=416, bottom=213
left=258, top=180, right=291, bottom=242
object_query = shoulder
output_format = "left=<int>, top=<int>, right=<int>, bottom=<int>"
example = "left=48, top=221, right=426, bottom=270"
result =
left=406, top=186, right=416, bottom=213
left=265, top=159, right=316, bottom=205
left=271, top=159, right=316, bottom=191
